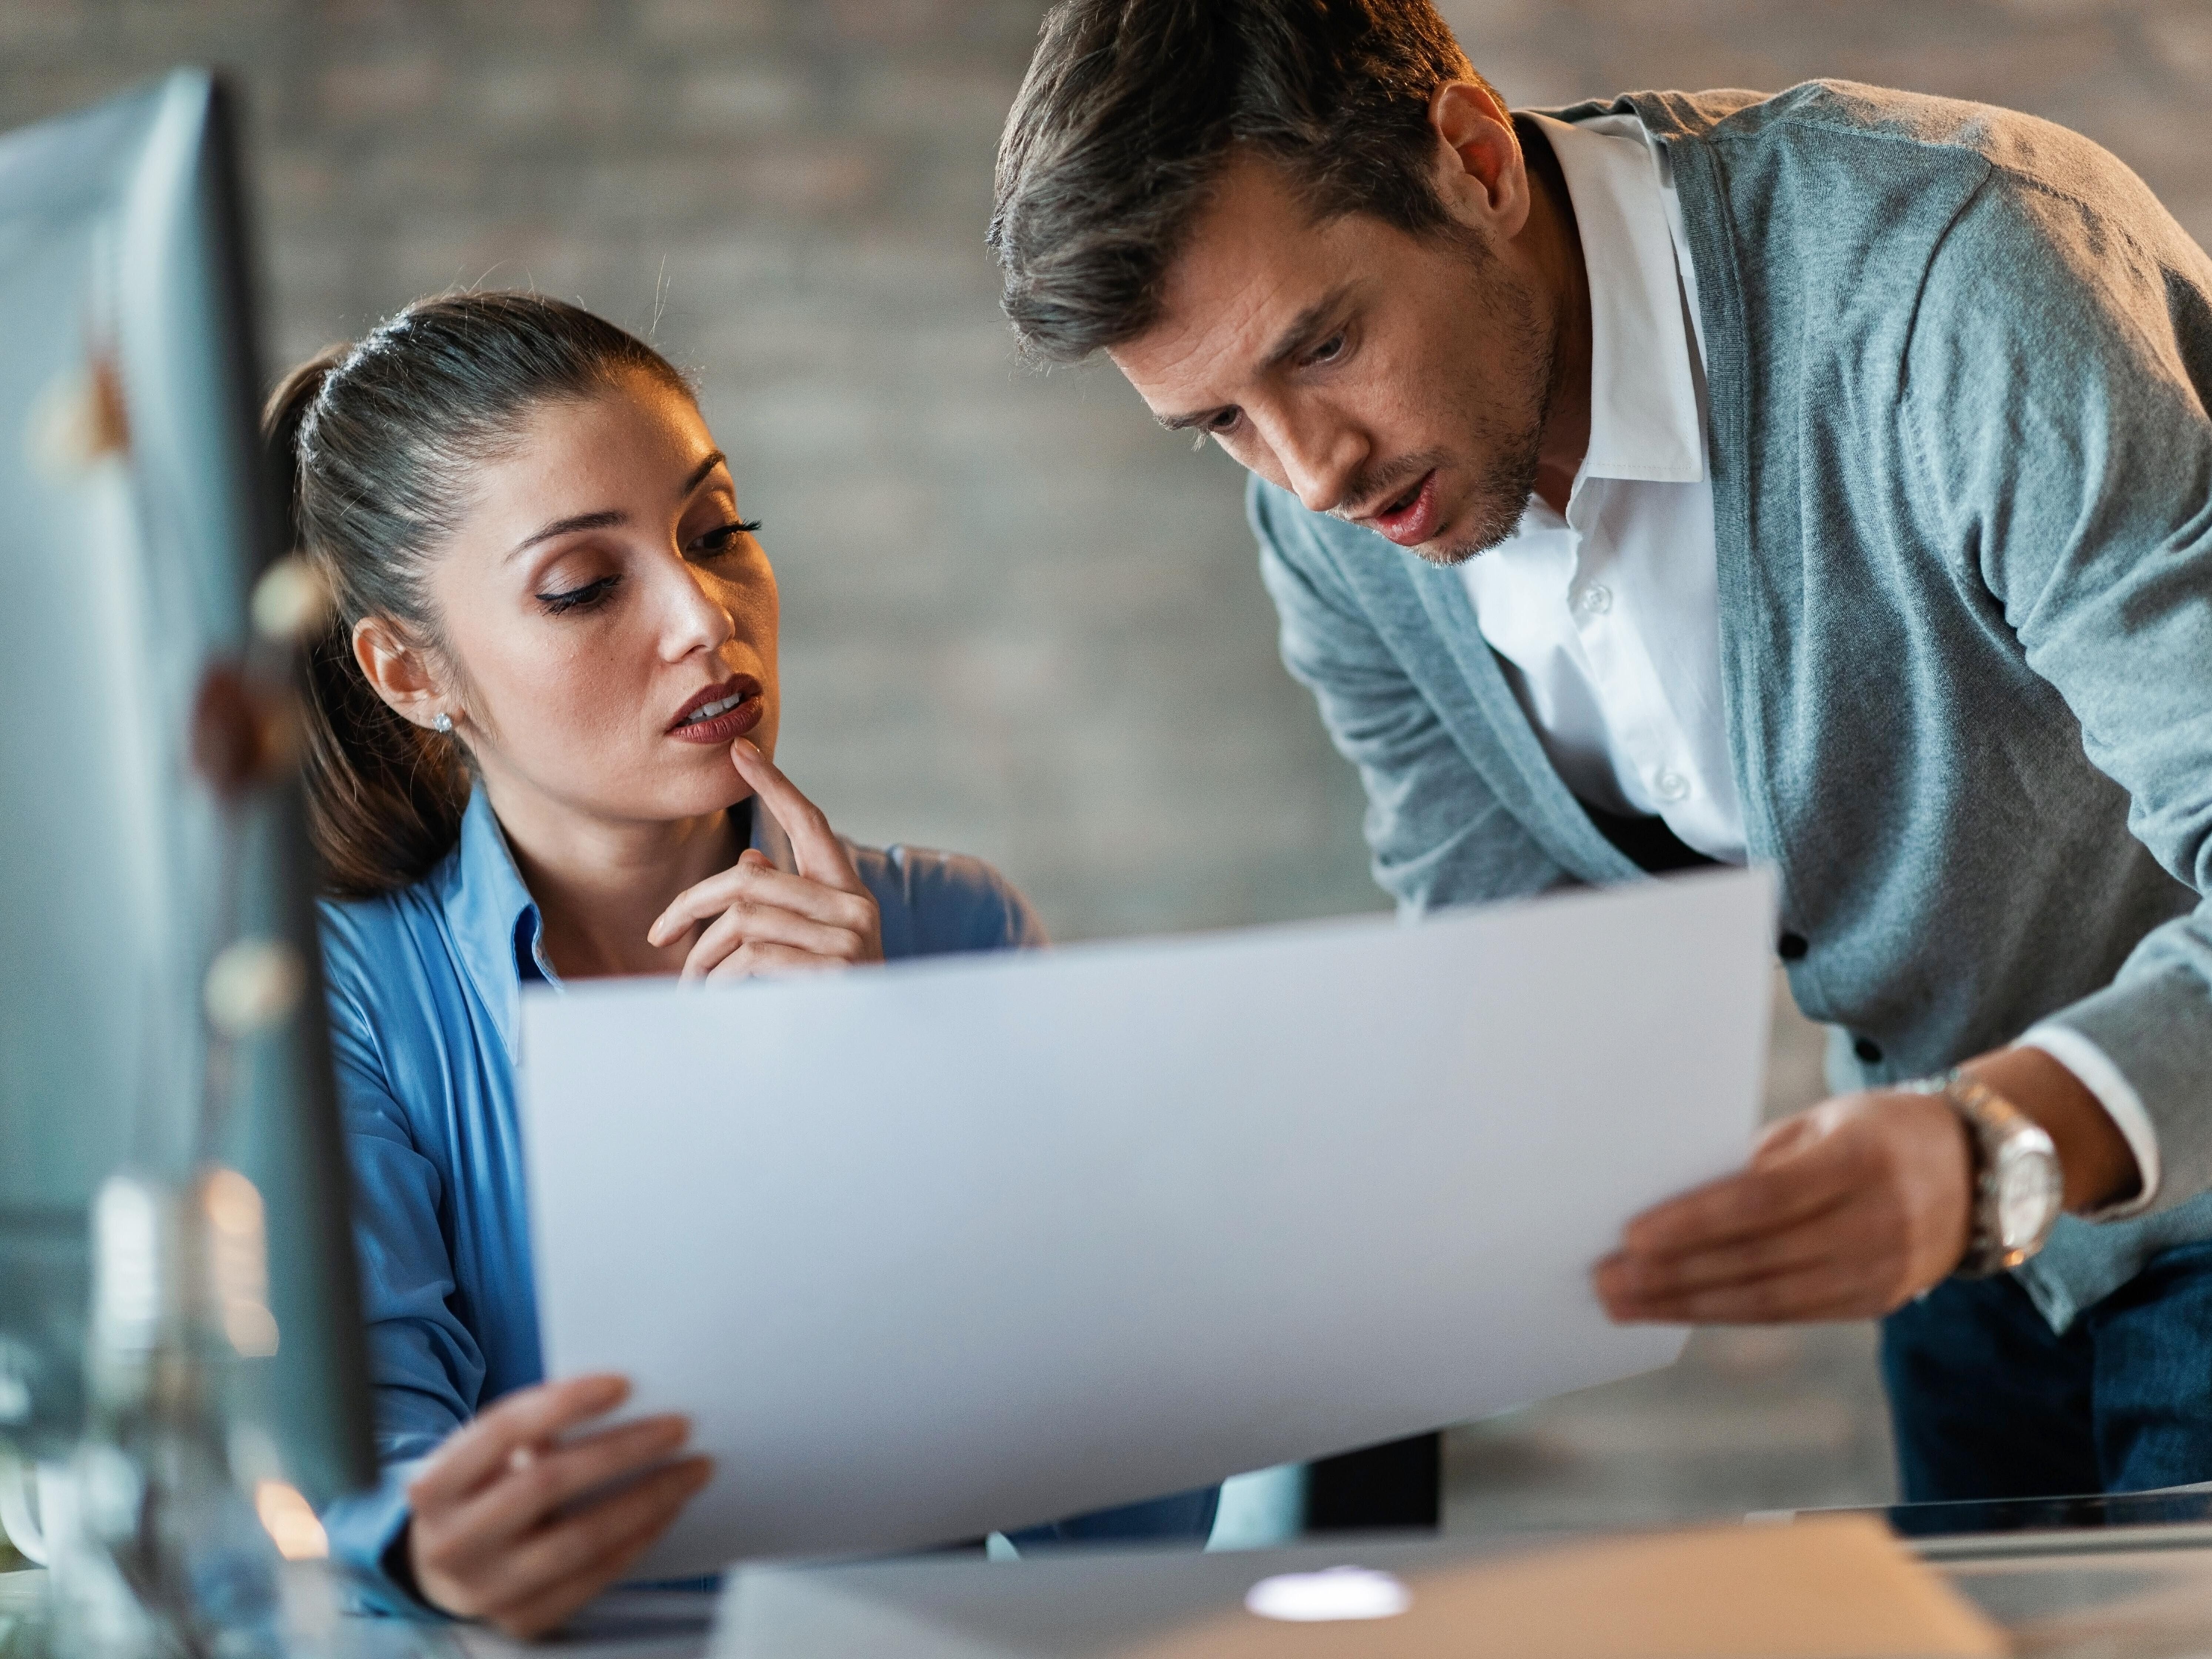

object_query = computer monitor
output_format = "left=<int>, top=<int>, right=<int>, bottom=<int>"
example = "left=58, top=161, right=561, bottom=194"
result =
left=0, top=70, right=372, bottom=1508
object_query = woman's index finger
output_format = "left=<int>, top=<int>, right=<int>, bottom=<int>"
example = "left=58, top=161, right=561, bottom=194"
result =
left=730, top=740, right=864, bottom=892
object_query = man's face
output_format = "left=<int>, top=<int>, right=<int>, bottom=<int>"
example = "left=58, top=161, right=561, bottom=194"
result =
left=1109, top=151, right=1556, bottom=566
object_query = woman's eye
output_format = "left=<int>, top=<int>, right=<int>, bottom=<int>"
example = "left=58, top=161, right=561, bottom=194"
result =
left=691, top=517, right=762, bottom=557
left=537, top=575, right=619, bottom=614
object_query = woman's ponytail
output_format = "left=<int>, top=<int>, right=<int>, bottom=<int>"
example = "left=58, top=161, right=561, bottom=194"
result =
left=263, top=351, right=469, bottom=899
left=260, top=294, right=689, bottom=899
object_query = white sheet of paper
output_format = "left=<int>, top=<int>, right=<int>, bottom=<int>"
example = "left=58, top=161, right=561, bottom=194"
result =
left=520, top=868, right=1773, bottom=1575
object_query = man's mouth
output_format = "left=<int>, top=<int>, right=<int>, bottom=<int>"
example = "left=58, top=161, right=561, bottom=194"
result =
left=1362, top=470, right=1440, bottom=548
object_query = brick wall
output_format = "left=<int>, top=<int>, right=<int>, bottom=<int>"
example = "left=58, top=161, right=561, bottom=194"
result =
left=3, top=0, right=2203, bottom=940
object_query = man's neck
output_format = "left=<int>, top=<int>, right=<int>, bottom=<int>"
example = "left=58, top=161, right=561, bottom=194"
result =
left=481, top=775, right=745, bottom=979
left=1513, top=116, right=1594, bottom=518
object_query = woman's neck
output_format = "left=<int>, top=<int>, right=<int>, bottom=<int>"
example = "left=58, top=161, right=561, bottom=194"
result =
left=485, top=784, right=745, bottom=980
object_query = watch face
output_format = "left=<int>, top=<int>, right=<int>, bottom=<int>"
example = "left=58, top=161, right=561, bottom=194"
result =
left=1996, top=1142, right=2065, bottom=1249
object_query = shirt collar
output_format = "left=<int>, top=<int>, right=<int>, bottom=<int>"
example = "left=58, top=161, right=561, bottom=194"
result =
left=1524, top=110, right=1706, bottom=486
left=436, top=782, right=796, bottom=1066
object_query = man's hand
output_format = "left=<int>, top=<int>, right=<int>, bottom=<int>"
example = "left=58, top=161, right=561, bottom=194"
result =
left=1594, top=1046, right=2142, bottom=1325
left=1593, top=1091, right=1973, bottom=1323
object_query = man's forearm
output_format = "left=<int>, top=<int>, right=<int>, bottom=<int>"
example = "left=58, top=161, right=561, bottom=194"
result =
left=1960, top=1045, right=2140, bottom=1213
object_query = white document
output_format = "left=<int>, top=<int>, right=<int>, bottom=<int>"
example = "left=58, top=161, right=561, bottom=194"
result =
left=520, top=869, right=1773, bottom=1575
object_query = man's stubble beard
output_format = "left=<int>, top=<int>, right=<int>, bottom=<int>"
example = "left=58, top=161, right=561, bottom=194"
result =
left=1416, top=238, right=1558, bottom=569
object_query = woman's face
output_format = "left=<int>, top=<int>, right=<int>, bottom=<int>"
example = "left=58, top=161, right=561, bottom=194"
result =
left=404, top=370, right=779, bottom=829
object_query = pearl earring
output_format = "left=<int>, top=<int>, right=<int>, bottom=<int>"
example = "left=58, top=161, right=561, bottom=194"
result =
left=432, top=712, right=453, bottom=734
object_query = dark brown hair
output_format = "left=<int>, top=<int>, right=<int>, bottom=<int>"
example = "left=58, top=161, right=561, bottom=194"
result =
left=265, top=292, right=693, bottom=899
left=989, top=0, right=1485, bottom=363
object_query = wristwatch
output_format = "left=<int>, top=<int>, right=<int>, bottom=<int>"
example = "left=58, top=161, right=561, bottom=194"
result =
left=1908, top=1069, right=2065, bottom=1277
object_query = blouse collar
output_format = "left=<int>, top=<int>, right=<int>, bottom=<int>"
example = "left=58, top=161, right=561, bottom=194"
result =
left=435, top=782, right=795, bottom=1066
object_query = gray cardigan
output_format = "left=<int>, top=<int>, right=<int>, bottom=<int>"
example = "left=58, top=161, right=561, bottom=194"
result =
left=1252, top=81, right=2212, bottom=1329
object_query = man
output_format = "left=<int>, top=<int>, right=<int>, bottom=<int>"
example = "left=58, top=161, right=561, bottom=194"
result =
left=989, top=0, right=2212, bottom=1503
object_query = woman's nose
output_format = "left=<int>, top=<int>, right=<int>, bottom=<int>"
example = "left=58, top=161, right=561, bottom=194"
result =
left=658, top=556, right=736, bottom=658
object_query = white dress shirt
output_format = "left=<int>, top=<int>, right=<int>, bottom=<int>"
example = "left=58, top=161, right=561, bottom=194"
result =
left=1462, top=109, right=2161, bottom=1210
left=1461, top=111, right=1744, bottom=863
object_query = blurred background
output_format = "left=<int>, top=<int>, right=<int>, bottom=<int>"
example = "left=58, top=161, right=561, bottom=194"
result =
left=2, top=0, right=2203, bottom=1539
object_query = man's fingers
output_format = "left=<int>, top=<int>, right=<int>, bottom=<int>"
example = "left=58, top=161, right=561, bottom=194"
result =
left=408, top=1374, right=629, bottom=1510
left=1594, top=1197, right=1861, bottom=1302
left=428, top=1413, right=692, bottom=1567
left=1619, top=1141, right=1863, bottom=1256
left=1602, top=1092, right=1978, bottom=1329
left=728, top=739, right=865, bottom=892
left=1749, top=1112, right=1821, bottom=1168
left=480, top=1456, right=712, bottom=1632
left=1601, top=1258, right=1900, bottom=1324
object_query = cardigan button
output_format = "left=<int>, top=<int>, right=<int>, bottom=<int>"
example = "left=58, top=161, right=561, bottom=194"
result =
left=1778, top=932, right=1808, bottom=961
left=1853, top=1036, right=1884, bottom=1065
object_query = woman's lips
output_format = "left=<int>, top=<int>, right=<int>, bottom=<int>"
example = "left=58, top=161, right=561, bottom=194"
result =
left=667, top=676, right=765, bottom=745
left=1367, top=470, right=1440, bottom=548
left=668, top=695, right=763, bottom=745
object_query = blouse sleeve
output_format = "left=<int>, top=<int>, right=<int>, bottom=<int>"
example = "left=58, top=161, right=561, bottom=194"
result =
left=314, top=942, right=484, bottom=1617
left=856, top=843, right=1050, bottom=959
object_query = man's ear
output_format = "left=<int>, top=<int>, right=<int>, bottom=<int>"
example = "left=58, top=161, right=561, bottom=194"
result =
left=1427, top=80, right=1530, bottom=241
left=352, top=615, right=448, bottom=730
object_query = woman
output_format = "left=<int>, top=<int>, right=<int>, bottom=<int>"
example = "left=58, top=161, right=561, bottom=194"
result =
left=283, top=294, right=1215, bottom=1636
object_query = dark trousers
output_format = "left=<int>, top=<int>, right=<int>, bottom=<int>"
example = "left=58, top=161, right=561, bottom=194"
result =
left=1881, top=1240, right=2212, bottom=1502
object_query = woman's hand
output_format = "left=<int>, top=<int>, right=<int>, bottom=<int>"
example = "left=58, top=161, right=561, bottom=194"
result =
left=405, top=1374, right=711, bottom=1640
left=647, top=740, right=883, bottom=981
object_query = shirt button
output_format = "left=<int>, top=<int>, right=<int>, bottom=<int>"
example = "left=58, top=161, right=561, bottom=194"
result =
left=1653, top=768, right=1689, bottom=802
left=1854, top=1037, right=1884, bottom=1065
left=1577, top=583, right=1613, bottom=616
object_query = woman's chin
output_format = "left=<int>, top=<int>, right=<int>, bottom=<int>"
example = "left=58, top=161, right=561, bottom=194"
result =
left=620, top=766, right=752, bottom=825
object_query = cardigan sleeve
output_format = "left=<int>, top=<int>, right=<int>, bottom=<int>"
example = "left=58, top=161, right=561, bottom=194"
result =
left=1251, top=476, right=1570, bottom=915
left=1902, top=160, right=2212, bottom=1216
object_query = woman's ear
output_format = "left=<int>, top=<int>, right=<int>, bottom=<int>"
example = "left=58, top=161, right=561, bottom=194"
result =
left=352, top=615, right=449, bottom=731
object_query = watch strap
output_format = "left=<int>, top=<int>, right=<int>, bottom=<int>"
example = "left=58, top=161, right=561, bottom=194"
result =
left=1907, top=1069, right=2060, bottom=1278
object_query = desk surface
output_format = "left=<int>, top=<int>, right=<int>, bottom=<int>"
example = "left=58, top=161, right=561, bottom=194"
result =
left=17, top=1531, right=2212, bottom=1659
left=1938, top=1539, right=2212, bottom=1656
left=450, top=1532, right=2212, bottom=1659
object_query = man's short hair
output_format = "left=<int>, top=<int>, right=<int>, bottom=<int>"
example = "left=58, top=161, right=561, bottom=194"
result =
left=989, top=0, right=1484, bottom=364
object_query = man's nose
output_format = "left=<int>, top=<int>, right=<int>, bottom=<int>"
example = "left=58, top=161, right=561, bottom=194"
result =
left=1258, top=408, right=1364, bottom=516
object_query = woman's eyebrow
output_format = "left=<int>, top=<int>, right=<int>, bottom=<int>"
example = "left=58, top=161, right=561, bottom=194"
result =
left=510, top=508, right=624, bottom=557
left=507, top=454, right=729, bottom=559
left=681, top=450, right=728, bottom=496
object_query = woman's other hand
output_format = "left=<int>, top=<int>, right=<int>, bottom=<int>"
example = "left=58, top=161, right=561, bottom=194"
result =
left=405, top=1374, right=710, bottom=1639
left=647, top=740, right=884, bottom=981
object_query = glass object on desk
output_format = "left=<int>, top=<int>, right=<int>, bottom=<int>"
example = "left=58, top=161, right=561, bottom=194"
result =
left=44, top=1175, right=283, bottom=1659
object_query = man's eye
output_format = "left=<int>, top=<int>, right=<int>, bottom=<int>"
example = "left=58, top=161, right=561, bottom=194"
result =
left=1207, top=409, right=1241, bottom=433
left=1308, top=332, right=1346, bottom=365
